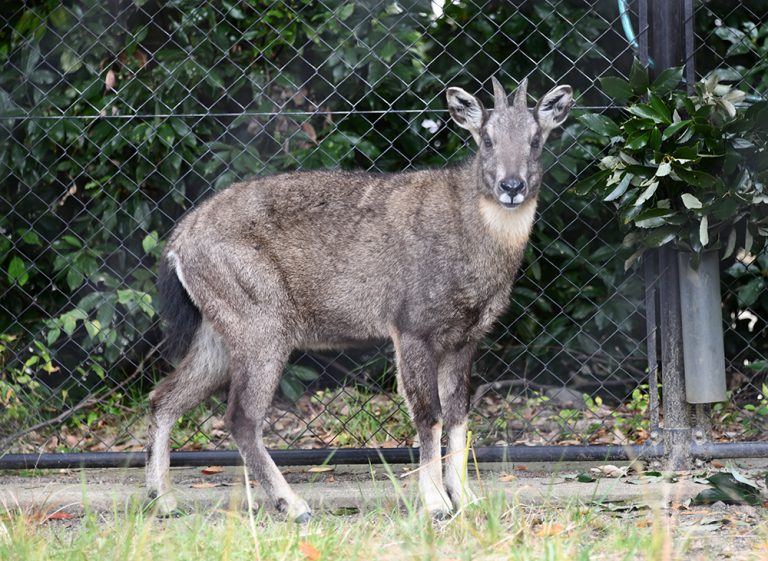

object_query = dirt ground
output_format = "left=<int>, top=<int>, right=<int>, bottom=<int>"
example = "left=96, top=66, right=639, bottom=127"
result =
left=1, top=458, right=767, bottom=559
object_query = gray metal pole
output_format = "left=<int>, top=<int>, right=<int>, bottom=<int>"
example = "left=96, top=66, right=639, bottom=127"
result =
left=649, top=0, right=694, bottom=470
left=643, top=255, right=660, bottom=443
left=677, top=251, right=727, bottom=403
left=658, top=246, right=692, bottom=469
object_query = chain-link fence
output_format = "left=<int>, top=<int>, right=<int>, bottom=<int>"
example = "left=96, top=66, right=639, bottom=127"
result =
left=0, top=0, right=766, bottom=464
left=690, top=0, right=768, bottom=444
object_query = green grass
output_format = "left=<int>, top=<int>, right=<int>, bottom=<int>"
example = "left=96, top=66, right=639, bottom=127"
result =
left=2, top=487, right=766, bottom=561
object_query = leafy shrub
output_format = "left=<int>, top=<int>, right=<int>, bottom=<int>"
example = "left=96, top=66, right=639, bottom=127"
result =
left=575, top=61, right=768, bottom=268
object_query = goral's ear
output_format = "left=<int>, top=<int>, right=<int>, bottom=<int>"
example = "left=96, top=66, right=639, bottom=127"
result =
left=446, top=87, right=487, bottom=144
left=534, top=85, right=574, bottom=134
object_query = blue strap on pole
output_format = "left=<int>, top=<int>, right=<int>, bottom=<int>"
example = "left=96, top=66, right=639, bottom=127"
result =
left=616, top=0, right=763, bottom=102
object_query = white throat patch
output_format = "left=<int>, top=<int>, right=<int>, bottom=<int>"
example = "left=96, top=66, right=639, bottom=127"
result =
left=479, top=197, right=537, bottom=247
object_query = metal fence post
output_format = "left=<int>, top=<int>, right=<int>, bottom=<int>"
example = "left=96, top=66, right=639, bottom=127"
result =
left=648, top=0, right=695, bottom=470
left=658, top=247, right=692, bottom=469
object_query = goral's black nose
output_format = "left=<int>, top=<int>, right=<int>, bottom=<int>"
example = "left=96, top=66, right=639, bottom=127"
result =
left=499, top=177, right=526, bottom=195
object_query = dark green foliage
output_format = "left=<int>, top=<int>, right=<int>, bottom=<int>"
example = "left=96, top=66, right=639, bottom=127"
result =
left=575, top=63, right=768, bottom=269
left=692, top=469, right=764, bottom=506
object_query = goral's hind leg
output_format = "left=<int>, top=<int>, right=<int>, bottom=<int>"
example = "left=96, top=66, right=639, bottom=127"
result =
left=225, top=341, right=312, bottom=522
left=146, top=321, right=229, bottom=514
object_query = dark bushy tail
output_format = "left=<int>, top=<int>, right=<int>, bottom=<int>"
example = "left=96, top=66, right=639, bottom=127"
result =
left=157, top=255, right=201, bottom=362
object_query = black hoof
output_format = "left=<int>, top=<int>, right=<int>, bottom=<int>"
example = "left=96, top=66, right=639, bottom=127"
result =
left=294, top=512, right=312, bottom=524
left=157, top=508, right=186, bottom=519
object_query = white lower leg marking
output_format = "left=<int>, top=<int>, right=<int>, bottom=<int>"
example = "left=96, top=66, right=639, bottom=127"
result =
left=419, top=422, right=452, bottom=514
left=147, top=419, right=177, bottom=513
left=445, top=421, right=477, bottom=508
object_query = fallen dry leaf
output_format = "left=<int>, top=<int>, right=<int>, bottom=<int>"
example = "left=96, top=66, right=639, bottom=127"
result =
left=190, top=482, right=218, bottom=489
left=301, top=122, right=317, bottom=144
left=499, top=473, right=516, bottom=482
left=535, top=523, right=565, bottom=537
left=711, top=460, right=725, bottom=469
left=514, top=465, right=528, bottom=471
left=307, top=466, right=335, bottom=473
left=105, top=68, right=116, bottom=91
left=201, top=466, right=224, bottom=475
left=299, top=541, right=321, bottom=560
left=44, top=511, right=76, bottom=521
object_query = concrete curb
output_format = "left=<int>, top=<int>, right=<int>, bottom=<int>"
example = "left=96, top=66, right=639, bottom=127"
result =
left=6, top=460, right=764, bottom=515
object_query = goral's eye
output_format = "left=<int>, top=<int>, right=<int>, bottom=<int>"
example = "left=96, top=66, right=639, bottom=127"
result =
left=482, top=134, right=493, bottom=149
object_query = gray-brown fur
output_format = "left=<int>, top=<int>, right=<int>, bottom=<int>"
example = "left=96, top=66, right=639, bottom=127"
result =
left=146, top=77, right=573, bottom=520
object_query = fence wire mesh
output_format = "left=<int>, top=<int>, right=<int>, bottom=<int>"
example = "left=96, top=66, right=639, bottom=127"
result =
left=692, top=0, right=768, bottom=442
left=0, top=0, right=765, bottom=458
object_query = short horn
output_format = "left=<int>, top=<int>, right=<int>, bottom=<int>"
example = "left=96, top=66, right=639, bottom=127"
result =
left=513, top=78, right=528, bottom=109
left=491, top=76, right=507, bottom=111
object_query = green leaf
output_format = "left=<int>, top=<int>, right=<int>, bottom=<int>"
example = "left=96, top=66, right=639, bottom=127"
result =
left=713, top=27, right=751, bottom=56
left=156, top=124, right=175, bottom=147
left=49, top=6, right=69, bottom=29
left=19, top=230, right=41, bottom=246
left=695, top=472, right=762, bottom=505
left=62, top=235, right=82, bottom=248
left=731, top=138, right=754, bottom=150
left=578, top=113, right=620, bottom=137
left=634, top=208, right=673, bottom=228
left=699, top=215, right=709, bottom=246
left=673, top=167, right=717, bottom=189
left=691, top=488, right=739, bottom=506
left=78, top=292, right=103, bottom=312
left=681, top=193, right=702, bottom=209
left=726, top=469, right=760, bottom=491
left=625, top=132, right=649, bottom=150
left=661, top=120, right=690, bottom=140
left=599, top=76, right=633, bottom=102
left=736, top=277, right=765, bottom=307
left=60, top=48, right=82, bottom=74
left=66, top=267, right=84, bottom=291
left=643, top=227, right=676, bottom=248
left=656, top=162, right=671, bottom=177
left=286, top=364, right=319, bottom=382
left=564, top=473, right=596, bottom=483
left=380, top=41, right=398, bottom=63
left=7, top=255, right=29, bottom=286
left=84, top=319, right=102, bottom=339
left=648, top=93, right=673, bottom=124
left=629, top=58, right=649, bottom=95
left=47, top=328, right=61, bottom=346
left=723, top=228, right=737, bottom=259
left=280, top=376, right=304, bottom=402
left=649, top=127, right=661, bottom=151
left=142, top=231, right=159, bottom=254
left=634, top=181, right=658, bottom=206
left=205, top=71, right=225, bottom=90
left=572, top=169, right=611, bottom=196
left=651, top=66, right=683, bottom=95
left=627, top=104, right=666, bottom=123
left=672, top=145, right=699, bottom=161
left=337, top=3, right=354, bottom=20
left=604, top=174, right=631, bottom=202
left=61, top=315, right=77, bottom=337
